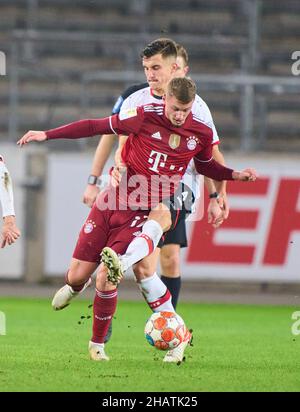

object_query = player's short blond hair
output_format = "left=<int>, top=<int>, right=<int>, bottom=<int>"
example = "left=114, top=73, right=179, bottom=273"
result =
left=176, top=43, right=189, bottom=66
left=167, top=77, right=196, bottom=104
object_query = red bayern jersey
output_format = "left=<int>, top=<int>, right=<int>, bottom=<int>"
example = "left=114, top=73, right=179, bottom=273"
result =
left=46, top=103, right=233, bottom=208
left=109, top=104, right=214, bottom=207
left=110, top=104, right=213, bottom=174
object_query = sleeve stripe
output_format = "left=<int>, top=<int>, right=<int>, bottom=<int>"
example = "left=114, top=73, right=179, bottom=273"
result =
left=194, top=156, right=213, bottom=163
left=109, top=116, right=117, bottom=135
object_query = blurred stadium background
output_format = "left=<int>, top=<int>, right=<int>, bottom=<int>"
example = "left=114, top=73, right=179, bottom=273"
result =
left=0, top=0, right=300, bottom=302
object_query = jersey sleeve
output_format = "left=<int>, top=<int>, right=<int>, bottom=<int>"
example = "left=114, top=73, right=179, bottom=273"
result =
left=46, top=106, right=144, bottom=140
left=111, top=83, right=148, bottom=115
left=110, top=106, right=145, bottom=136
left=194, top=96, right=220, bottom=144
left=193, top=149, right=234, bottom=181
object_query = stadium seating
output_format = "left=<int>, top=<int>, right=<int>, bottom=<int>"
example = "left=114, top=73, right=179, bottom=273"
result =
left=0, top=0, right=299, bottom=151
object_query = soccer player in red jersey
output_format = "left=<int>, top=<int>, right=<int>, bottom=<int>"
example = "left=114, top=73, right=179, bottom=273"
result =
left=83, top=39, right=226, bottom=315
left=0, top=155, right=21, bottom=248
left=18, top=77, right=257, bottom=362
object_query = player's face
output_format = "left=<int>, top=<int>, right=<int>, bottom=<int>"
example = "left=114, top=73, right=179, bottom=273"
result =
left=164, top=94, right=194, bottom=127
left=175, top=56, right=189, bottom=78
left=142, top=54, right=177, bottom=96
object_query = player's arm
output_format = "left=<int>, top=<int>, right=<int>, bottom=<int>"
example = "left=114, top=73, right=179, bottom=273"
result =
left=17, top=109, right=144, bottom=146
left=83, top=134, right=117, bottom=207
left=203, top=176, right=224, bottom=228
left=110, top=135, right=129, bottom=185
left=82, top=85, right=138, bottom=207
left=211, top=144, right=229, bottom=219
left=0, top=158, right=21, bottom=248
left=193, top=146, right=257, bottom=182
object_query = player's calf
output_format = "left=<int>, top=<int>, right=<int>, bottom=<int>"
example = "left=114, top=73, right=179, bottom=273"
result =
left=51, top=278, right=92, bottom=310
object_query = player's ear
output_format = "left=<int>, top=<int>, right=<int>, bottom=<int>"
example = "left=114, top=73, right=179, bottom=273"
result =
left=171, top=62, right=178, bottom=73
left=184, top=66, right=190, bottom=76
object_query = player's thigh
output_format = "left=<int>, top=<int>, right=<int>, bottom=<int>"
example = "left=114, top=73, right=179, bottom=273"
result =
left=133, top=248, right=161, bottom=281
left=149, top=203, right=172, bottom=232
left=73, top=203, right=110, bottom=264
left=160, top=244, right=181, bottom=276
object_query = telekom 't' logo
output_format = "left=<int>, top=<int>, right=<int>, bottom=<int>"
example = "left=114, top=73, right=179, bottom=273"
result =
left=148, top=150, right=168, bottom=173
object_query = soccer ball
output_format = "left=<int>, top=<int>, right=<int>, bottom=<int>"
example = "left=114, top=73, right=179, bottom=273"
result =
left=144, top=311, right=186, bottom=350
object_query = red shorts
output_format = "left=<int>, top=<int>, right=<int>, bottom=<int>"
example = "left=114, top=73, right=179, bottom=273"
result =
left=73, top=192, right=150, bottom=263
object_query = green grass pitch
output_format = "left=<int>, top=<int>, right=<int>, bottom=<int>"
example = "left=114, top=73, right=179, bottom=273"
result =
left=0, top=297, right=299, bottom=392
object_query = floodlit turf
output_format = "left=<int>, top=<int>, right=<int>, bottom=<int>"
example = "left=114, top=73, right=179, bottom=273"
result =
left=0, top=297, right=299, bottom=392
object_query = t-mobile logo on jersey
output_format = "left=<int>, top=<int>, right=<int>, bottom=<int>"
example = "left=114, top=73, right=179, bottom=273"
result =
left=0, top=51, right=6, bottom=75
left=0, top=311, right=6, bottom=335
left=148, top=150, right=168, bottom=173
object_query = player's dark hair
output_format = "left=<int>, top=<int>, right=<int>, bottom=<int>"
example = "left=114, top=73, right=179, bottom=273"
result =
left=176, top=43, right=189, bottom=66
left=141, top=38, right=178, bottom=59
left=167, top=77, right=196, bottom=104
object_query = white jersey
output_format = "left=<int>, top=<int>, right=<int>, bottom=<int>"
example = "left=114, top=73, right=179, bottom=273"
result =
left=0, top=155, right=15, bottom=217
left=120, top=86, right=219, bottom=200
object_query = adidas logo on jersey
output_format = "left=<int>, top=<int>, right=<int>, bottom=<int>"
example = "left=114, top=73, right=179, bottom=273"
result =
left=151, top=131, right=162, bottom=140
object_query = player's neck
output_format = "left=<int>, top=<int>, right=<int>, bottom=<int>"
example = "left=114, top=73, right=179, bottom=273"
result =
left=150, top=87, right=164, bottom=99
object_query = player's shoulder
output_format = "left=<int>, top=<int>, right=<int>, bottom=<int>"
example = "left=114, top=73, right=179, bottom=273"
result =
left=123, top=84, right=152, bottom=106
left=112, top=83, right=148, bottom=114
left=192, top=94, right=214, bottom=127
left=122, top=82, right=149, bottom=100
left=192, top=94, right=211, bottom=114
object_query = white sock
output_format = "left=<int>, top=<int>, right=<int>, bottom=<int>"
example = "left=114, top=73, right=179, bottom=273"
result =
left=137, top=272, right=174, bottom=312
left=121, top=220, right=163, bottom=271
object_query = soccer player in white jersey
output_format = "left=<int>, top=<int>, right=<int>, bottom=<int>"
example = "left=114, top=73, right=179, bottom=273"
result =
left=0, top=155, right=20, bottom=248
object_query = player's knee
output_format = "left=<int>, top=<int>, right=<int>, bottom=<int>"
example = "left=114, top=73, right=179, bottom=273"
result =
left=95, top=263, right=117, bottom=291
left=133, top=262, right=152, bottom=281
left=148, top=206, right=171, bottom=232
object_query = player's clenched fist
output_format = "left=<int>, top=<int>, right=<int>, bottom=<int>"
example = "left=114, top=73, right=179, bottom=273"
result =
left=17, top=131, right=47, bottom=146
left=232, top=168, right=258, bottom=182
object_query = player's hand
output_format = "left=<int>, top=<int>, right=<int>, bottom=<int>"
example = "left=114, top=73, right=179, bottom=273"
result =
left=232, top=168, right=258, bottom=182
left=82, top=184, right=100, bottom=208
left=207, top=198, right=224, bottom=228
left=17, top=131, right=47, bottom=147
left=1, top=216, right=21, bottom=248
left=218, top=192, right=230, bottom=219
left=110, top=147, right=127, bottom=187
left=110, top=166, right=124, bottom=187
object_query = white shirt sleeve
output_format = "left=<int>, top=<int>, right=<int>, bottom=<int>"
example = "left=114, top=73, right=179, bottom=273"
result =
left=192, top=95, right=220, bottom=144
left=0, top=158, right=15, bottom=217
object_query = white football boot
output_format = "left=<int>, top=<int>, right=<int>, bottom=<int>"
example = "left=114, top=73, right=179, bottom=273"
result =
left=101, top=247, right=125, bottom=285
left=89, top=341, right=109, bottom=361
left=163, top=328, right=193, bottom=363
left=51, top=278, right=92, bottom=310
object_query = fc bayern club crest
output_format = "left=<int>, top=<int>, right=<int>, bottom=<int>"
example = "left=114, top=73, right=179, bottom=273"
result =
left=169, top=134, right=181, bottom=149
left=186, top=136, right=199, bottom=150
left=84, top=220, right=96, bottom=234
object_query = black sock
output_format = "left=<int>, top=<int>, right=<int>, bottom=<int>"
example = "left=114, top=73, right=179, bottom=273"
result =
left=160, top=276, right=181, bottom=310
